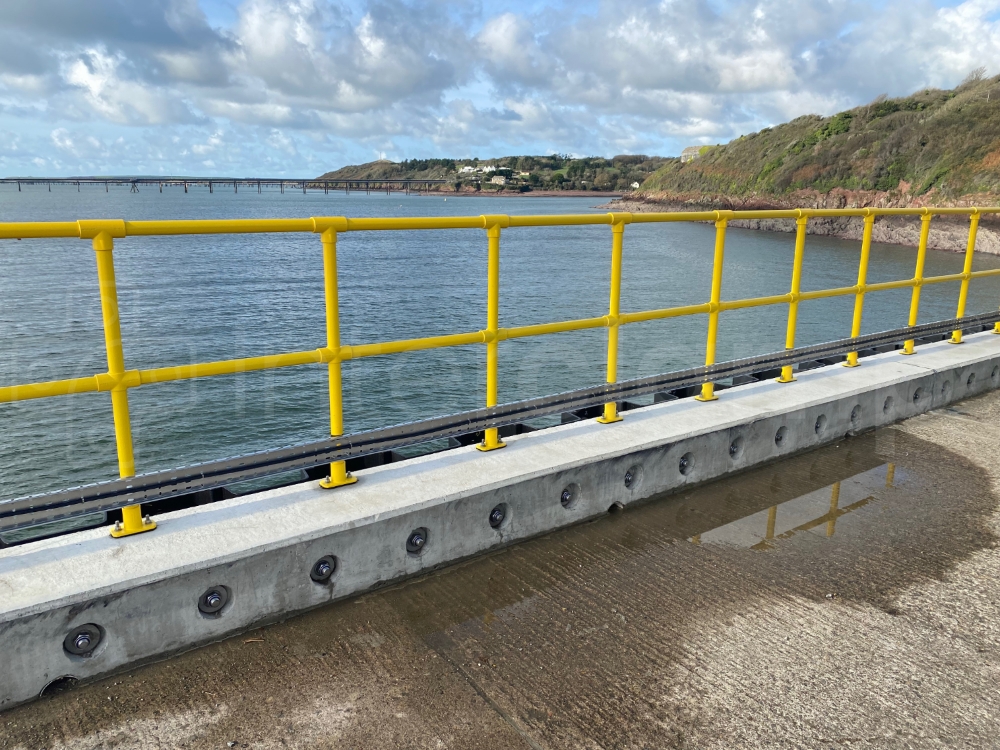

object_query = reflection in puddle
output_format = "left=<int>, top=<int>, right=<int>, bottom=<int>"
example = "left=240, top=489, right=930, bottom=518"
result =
left=390, top=433, right=918, bottom=637
left=691, top=463, right=899, bottom=549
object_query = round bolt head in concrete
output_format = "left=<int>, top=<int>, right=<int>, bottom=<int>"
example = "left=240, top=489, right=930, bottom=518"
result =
left=310, top=556, right=337, bottom=583
left=63, top=624, right=102, bottom=657
left=198, top=587, right=229, bottom=615
left=489, top=505, right=506, bottom=529
left=407, top=528, right=428, bottom=555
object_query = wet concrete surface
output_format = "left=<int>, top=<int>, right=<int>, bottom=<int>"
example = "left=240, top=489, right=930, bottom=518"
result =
left=6, top=392, right=1000, bottom=749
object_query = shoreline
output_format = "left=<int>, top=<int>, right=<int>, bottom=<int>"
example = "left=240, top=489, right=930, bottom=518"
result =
left=598, top=197, right=1000, bottom=256
left=414, top=190, right=624, bottom=198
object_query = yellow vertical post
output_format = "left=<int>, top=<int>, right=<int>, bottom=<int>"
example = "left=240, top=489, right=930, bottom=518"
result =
left=826, top=481, right=841, bottom=537
left=94, top=232, right=154, bottom=538
left=777, top=215, right=808, bottom=383
left=885, top=462, right=896, bottom=488
left=951, top=211, right=980, bottom=344
left=902, top=213, right=932, bottom=354
left=844, top=213, right=875, bottom=367
left=695, top=218, right=728, bottom=402
left=319, top=228, right=357, bottom=488
left=766, top=505, right=777, bottom=540
left=598, top=218, right=627, bottom=423
left=478, top=222, right=506, bottom=451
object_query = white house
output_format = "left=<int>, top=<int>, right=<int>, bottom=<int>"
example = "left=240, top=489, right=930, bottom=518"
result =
left=481, top=165, right=497, bottom=173
left=490, top=175, right=507, bottom=185
left=459, top=165, right=476, bottom=173
left=630, top=182, right=640, bottom=189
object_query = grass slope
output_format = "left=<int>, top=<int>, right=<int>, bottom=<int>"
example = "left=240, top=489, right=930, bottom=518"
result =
left=641, top=74, right=1000, bottom=203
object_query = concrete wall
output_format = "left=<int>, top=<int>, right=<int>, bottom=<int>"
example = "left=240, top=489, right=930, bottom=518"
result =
left=3, top=333, right=1000, bottom=710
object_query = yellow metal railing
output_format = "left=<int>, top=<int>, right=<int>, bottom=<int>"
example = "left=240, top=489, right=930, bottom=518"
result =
left=1, top=208, right=998, bottom=537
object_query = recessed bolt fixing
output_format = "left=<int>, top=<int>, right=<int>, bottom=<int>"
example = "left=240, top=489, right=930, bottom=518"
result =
left=407, top=528, right=428, bottom=554
left=63, top=624, right=102, bottom=656
left=198, top=586, right=229, bottom=615
left=310, top=556, right=337, bottom=583
left=624, top=470, right=634, bottom=488
left=489, top=505, right=506, bottom=528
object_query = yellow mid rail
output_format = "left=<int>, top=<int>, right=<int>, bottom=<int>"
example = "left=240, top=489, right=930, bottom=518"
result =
left=1, top=207, right=997, bottom=537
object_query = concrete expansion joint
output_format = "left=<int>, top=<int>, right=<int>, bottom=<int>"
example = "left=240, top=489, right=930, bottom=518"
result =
left=4, top=333, right=1000, bottom=711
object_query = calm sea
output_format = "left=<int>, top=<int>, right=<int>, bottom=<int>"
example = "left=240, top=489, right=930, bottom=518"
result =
left=2, top=184, right=998, bottom=501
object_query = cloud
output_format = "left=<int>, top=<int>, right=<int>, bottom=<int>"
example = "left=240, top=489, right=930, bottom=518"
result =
left=0, top=0, right=998, bottom=175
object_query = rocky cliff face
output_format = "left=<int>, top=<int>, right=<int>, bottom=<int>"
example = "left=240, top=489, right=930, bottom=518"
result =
left=608, top=188, right=1000, bottom=255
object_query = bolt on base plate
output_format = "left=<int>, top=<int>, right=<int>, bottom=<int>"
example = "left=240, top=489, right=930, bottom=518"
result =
left=110, top=517, right=156, bottom=538
left=319, top=474, right=358, bottom=489
left=476, top=440, right=507, bottom=452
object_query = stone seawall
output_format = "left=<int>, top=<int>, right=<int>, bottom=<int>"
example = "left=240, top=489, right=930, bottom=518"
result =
left=604, top=199, right=1000, bottom=255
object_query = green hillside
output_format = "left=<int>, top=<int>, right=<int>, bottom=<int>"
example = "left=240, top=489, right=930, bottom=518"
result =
left=319, top=159, right=458, bottom=181
left=319, top=154, right=668, bottom=192
left=641, top=73, right=1000, bottom=202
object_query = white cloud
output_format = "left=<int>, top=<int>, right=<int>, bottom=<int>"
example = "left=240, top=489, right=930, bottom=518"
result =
left=50, top=128, right=74, bottom=151
left=0, top=0, right=998, bottom=175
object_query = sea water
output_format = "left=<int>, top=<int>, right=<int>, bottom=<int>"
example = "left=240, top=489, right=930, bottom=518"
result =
left=2, top=184, right=998, bottom=500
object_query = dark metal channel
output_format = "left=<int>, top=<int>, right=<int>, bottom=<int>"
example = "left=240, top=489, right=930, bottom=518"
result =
left=2, top=313, right=998, bottom=534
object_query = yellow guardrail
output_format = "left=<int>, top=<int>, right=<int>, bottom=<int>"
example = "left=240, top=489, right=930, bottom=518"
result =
left=1, top=207, right=998, bottom=537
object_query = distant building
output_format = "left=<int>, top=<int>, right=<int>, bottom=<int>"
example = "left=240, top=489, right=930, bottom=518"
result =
left=680, top=146, right=701, bottom=163
left=481, top=165, right=497, bottom=173
left=490, top=175, right=507, bottom=186
left=630, top=182, right=641, bottom=189
left=518, top=171, right=530, bottom=178
left=459, top=165, right=476, bottom=173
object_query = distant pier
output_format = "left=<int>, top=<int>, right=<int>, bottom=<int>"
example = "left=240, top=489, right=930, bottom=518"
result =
left=0, top=176, right=449, bottom=195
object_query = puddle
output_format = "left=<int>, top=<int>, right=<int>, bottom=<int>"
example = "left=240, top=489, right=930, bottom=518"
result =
left=386, top=428, right=995, bottom=634
left=688, top=463, right=900, bottom=550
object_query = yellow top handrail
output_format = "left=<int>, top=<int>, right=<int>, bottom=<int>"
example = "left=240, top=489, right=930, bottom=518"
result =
left=0, top=206, right=997, bottom=240
left=0, top=207, right=997, bottom=537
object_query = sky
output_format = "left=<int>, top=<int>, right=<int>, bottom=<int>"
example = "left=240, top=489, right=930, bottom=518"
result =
left=1, top=0, right=999, bottom=177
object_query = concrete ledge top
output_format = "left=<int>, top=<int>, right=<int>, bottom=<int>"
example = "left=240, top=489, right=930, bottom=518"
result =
left=3, top=332, right=999, bottom=620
